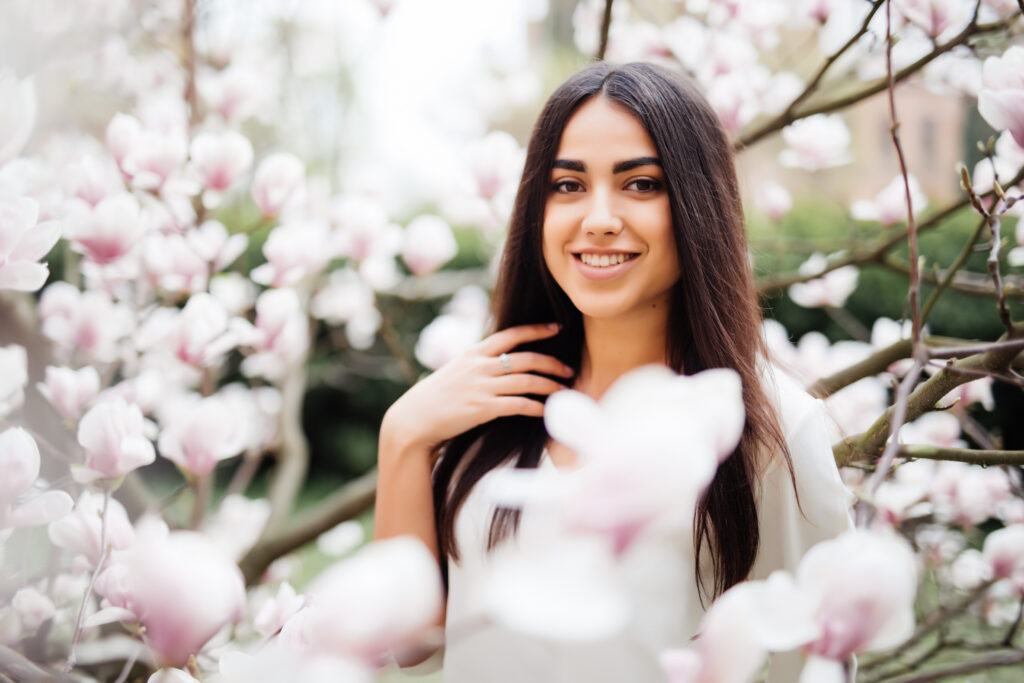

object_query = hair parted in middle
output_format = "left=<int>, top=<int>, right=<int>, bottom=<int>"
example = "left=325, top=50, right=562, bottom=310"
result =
left=432, top=61, right=795, bottom=601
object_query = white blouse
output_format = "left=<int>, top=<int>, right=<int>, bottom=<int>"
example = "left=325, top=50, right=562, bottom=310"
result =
left=440, top=366, right=855, bottom=682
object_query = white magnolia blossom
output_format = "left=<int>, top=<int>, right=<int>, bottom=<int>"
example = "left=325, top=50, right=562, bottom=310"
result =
left=241, top=288, right=310, bottom=382
left=311, top=268, right=382, bottom=350
left=754, top=181, right=792, bottom=220
left=251, top=152, right=306, bottom=218
left=158, top=394, right=249, bottom=476
left=978, top=46, right=1024, bottom=149
left=850, top=174, right=928, bottom=226
left=201, top=493, right=271, bottom=561
left=188, top=130, right=254, bottom=208
left=37, top=365, right=101, bottom=422
left=779, top=114, right=852, bottom=171
left=48, top=490, right=135, bottom=567
left=899, top=411, right=966, bottom=449
left=0, top=345, right=28, bottom=418
left=0, top=196, right=60, bottom=291
left=787, top=253, right=859, bottom=308
left=76, top=399, right=156, bottom=484
left=0, top=427, right=74, bottom=530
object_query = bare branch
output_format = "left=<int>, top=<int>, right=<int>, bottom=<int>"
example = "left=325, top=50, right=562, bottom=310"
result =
left=597, top=0, right=614, bottom=61
left=877, top=650, right=1024, bottom=683
left=266, top=356, right=311, bottom=531
left=0, top=645, right=76, bottom=683
left=809, top=339, right=913, bottom=397
left=240, top=468, right=378, bottom=584
left=899, top=444, right=1024, bottom=466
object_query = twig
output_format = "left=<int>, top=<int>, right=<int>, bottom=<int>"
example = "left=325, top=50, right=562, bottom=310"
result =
left=880, top=255, right=1024, bottom=299
left=899, top=444, right=1024, bottom=466
left=920, top=215, right=987, bottom=322
left=1003, top=590, right=1024, bottom=646
left=65, top=486, right=111, bottom=673
left=809, top=338, right=912, bottom=397
left=928, top=337, right=1024, bottom=358
left=596, top=0, right=614, bottom=61
left=877, top=649, right=1024, bottom=682
left=938, top=361, right=1024, bottom=389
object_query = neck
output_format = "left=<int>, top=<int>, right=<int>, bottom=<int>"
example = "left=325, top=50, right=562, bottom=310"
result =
left=576, top=298, right=672, bottom=400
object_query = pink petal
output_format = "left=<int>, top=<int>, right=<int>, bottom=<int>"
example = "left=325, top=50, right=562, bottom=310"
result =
left=0, top=261, right=49, bottom=291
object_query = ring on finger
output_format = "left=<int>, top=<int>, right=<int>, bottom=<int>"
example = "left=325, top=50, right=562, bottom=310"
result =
left=498, top=352, right=512, bottom=374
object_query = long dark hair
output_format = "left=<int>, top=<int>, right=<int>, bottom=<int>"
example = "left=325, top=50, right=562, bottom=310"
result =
left=432, top=62, right=793, bottom=602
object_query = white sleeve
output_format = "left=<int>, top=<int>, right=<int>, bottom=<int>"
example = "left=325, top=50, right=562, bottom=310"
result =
left=753, top=392, right=856, bottom=682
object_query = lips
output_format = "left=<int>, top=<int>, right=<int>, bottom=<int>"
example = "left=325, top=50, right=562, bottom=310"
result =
left=571, top=251, right=642, bottom=281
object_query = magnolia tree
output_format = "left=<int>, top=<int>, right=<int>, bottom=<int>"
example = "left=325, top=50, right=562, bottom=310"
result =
left=1, top=0, right=1024, bottom=681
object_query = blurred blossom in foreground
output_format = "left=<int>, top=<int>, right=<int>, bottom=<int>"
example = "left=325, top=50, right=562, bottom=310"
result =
left=0, top=69, right=35, bottom=165
left=414, top=286, right=490, bottom=370
left=0, top=196, right=61, bottom=291
left=75, top=399, right=156, bottom=484
left=0, top=345, right=28, bottom=417
left=401, top=214, right=458, bottom=276
left=0, top=427, right=73, bottom=530
left=754, top=182, right=792, bottom=220
left=787, top=253, right=859, bottom=308
left=48, top=490, right=135, bottom=568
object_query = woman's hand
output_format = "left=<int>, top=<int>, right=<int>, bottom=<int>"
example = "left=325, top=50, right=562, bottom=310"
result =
left=381, top=323, right=573, bottom=457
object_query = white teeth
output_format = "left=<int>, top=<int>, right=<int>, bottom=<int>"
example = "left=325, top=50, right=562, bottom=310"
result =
left=580, top=253, right=632, bottom=267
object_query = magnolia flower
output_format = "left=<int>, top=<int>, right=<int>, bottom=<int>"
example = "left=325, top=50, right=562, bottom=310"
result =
left=899, top=412, right=966, bottom=449
left=707, top=72, right=761, bottom=135
left=851, top=174, right=927, bottom=226
left=252, top=153, right=306, bottom=218
left=64, top=191, right=145, bottom=265
left=895, top=0, right=972, bottom=39
left=874, top=459, right=936, bottom=526
left=94, top=527, right=246, bottom=667
left=148, top=669, right=200, bottom=683
left=48, top=490, right=134, bottom=567
left=978, top=46, right=1024, bottom=148
left=186, top=219, right=247, bottom=271
left=779, top=114, right=852, bottom=171
left=787, top=253, right=859, bottom=308
left=316, top=520, right=365, bottom=557
left=188, top=130, right=254, bottom=207
left=250, top=221, right=335, bottom=287
left=929, top=461, right=1013, bottom=528
left=278, top=536, right=442, bottom=664
left=822, top=377, right=889, bottom=438
left=141, top=232, right=209, bottom=294
left=311, top=268, right=381, bottom=350
left=76, top=399, right=156, bottom=484
left=414, top=313, right=485, bottom=370
left=217, top=382, right=282, bottom=454
left=0, top=345, right=27, bottom=418
left=0, top=428, right=73, bottom=530
left=197, top=62, right=272, bottom=124
left=210, top=272, right=258, bottom=316
left=106, top=113, right=188, bottom=191
left=253, top=581, right=306, bottom=638
left=40, top=283, right=134, bottom=363
left=982, top=525, right=1024, bottom=581
left=37, top=365, right=101, bottom=421
left=755, top=182, right=792, bottom=220
left=216, top=645, right=372, bottom=683
left=0, top=70, right=35, bottom=164
left=241, top=288, right=309, bottom=382
left=799, top=530, right=917, bottom=659
left=158, top=395, right=248, bottom=476
left=11, top=588, right=55, bottom=635
left=0, top=196, right=60, bottom=291
left=137, top=293, right=249, bottom=368
left=401, top=215, right=458, bottom=276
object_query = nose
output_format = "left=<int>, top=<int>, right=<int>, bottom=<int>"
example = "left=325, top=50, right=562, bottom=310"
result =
left=581, top=188, right=623, bottom=236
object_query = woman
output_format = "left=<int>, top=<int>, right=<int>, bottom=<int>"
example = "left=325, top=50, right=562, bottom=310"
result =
left=375, top=61, right=853, bottom=681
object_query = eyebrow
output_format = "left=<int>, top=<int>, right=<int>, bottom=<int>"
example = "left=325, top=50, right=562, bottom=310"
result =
left=552, top=157, right=662, bottom=174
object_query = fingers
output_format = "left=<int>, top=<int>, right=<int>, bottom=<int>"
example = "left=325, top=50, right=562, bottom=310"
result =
left=487, top=352, right=574, bottom=378
left=491, top=396, right=546, bottom=419
left=491, top=373, right=567, bottom=397
left=476, top=323, right=561, bottom=356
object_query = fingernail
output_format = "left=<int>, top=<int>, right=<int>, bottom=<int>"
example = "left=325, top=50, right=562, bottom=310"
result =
left=548, top=323, right=560, bottom=331
left=563, top=364, right=574, bottom=375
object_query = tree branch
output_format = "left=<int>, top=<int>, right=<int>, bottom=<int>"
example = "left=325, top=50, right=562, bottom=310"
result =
left=877, top=649, right=1024, bottom=683
left=239, top=468, right=377, bottom=584
left=899, top=444, right=1024, bottom=466
left=265, top=358, right=311, bottom=531
left=737, top=17, right=1014, bottom=149
left=809, top=338, right=913, bottom=397
left=597, top=0, right=614, bottom=61
left=0, top=645, right=77, bottom=683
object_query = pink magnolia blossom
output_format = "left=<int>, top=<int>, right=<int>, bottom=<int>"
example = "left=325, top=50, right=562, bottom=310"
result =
left=941, top=376, right=995, bottom=411
left=874, top=459, right=936, bottom=526
left=414, top=312, right=485, bottom=371
left=64, top=191, right=145, bottom=265
left=158, top=395, right=247, bottom=476
left=0, top=70, right=35, bottom=165
left=929, top=461, right=1013, bottom=528
left=251, top=153, right=306, bottom=218
left=105, top=113, right=188, bottom=191
left=137, top=293, right=250, bottom=368
left=0, top=345, right=27, bottom=418
left=278, top=536, right=442, bottom=664
left=0, top=196, right=60, bottom=291
left=779, top=114, right=852, bottom=171
left=95, top=527, right=246, bottom=667
left=754, top=182, right=792, bottom=220
left=895, top=0, right=972, bottom=39
left=241, top=288, right=310, bottom=382
left=210, top=272, right=258, bottom=316
left=218, top=382, right=282, bottom=453
left=0, top=427, right=74, bottom=530
left=188, top=130, right=254, bottom=207
left=978, top=46, right=1024, bottom=148
left=982, top=525, right=1024, bottom=582
left=197, top=63, right=273, bottom=124
left=141, top=232, right=209, bottom=294
left=75, top=399, right=156, bottom=484
left=39, top=282, right=134, bottom=363
left=900, top=412, right=965, bottom=449
left=37, top=365, right=101, bottom=421
left=47, top=490, right=134, bottom=567
left=707, top=72, right=760, bottom=135
left=64, top=155, right=123, bottom=208
left=201, top=493, right=270, bottom=560
left=851, top=174, right=927, bottom=226
left=787, top=253, right=859, bottom=308
left=799, top=530, right=918, bottom=659
left=186, top=219, right=247, bottom=271
left=250, top=221, right=336, bottom=287
left=823, top=377, right=889, bottom=438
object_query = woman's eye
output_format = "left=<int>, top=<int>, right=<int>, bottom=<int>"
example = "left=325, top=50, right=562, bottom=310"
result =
left=553, top=179, right=584, bottom=193
left=627, top=178, right=663, bottom=193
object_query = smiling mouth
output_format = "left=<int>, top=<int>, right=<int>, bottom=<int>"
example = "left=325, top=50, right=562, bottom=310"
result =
left=574, top=253, right=640, bottom=268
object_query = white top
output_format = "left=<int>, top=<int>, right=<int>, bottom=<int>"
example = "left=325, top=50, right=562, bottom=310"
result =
left=441, top=366, right=855, bottom=682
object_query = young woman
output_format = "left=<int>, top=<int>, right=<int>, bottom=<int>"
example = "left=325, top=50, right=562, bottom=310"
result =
left=375, top=61, right=853, bottom=681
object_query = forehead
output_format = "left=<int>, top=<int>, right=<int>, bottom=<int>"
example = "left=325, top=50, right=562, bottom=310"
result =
left=555, top=96, right=658, bottom=161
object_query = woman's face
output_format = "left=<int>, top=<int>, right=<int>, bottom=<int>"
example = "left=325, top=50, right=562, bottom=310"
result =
left=542, top=96, right=679, bottom=322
